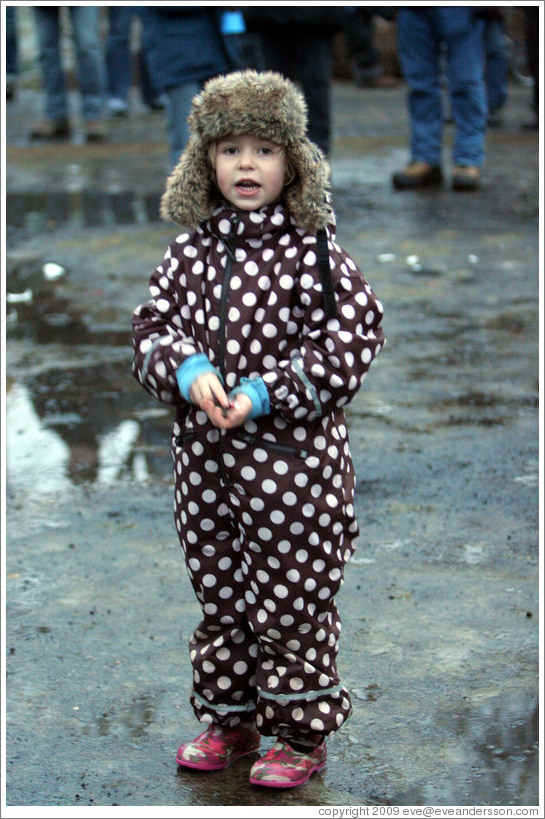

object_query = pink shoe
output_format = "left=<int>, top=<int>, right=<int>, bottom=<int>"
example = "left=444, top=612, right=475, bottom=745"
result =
left=176, top=723, right=261, bottom=771
left=249, top=739, right=327, bottom=788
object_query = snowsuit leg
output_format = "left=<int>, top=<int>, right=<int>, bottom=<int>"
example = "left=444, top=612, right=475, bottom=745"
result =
left=225, top=429, right=355, bottom=741
left=173, top=421, right=259, bottom=727
left=173, top=414, right=356, bottom=741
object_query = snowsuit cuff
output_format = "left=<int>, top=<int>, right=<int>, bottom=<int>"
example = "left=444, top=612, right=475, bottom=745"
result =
left=175, top=353, right=218, bottom=402
left=231, top=377, right=271, bottom=419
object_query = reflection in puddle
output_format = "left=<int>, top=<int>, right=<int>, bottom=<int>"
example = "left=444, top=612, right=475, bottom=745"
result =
left=93, top=696, right=155, bottom=739
left=397, top=691, right=539, bottom=806
left=6, top=364, right=174, bottom=498
left=7, top=191, right=162, bottom=234
left=7, top=382, right=72, bottom=495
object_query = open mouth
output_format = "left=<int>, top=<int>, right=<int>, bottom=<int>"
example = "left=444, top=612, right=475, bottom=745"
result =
left=235, top=179, right=261, bottom=193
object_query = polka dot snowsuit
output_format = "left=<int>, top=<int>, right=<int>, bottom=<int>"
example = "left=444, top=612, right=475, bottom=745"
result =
left=132, top=203, right=385, bottom=745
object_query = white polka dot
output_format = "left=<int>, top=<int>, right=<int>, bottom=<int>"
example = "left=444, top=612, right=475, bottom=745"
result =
left=244, top=260, right=259, bottom=276
left=156, top=298, right=170, bottom=313
left=262, top=323, right=277, bottom=338
left=262, top=479, right=277, bottom=494
left=310, top=718, right=325, bottom=731
left=273, top=460, right=289, bottom=475
left=202, top=574, right=217, bottom=588
left=280, top=274, right=294, bottom=290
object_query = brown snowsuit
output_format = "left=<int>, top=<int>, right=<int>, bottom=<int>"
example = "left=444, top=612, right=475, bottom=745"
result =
left=132, top=71, right=385, bottom=746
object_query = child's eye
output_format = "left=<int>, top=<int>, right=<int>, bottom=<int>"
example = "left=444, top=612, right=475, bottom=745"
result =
left=258, top=146, right=274, bottom=156
left=223, top=146, right=238, bottom=155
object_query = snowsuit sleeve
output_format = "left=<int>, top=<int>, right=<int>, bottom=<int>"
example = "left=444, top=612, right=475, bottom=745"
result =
left=132, top=244, right=201, bottom=405
left=261, top=233, right=385, bottom=422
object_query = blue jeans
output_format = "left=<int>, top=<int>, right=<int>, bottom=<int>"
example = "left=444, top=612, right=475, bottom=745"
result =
left=6, top=6, right=18, bottom=76
left=398, top=7, right=487, bottom=167
left=106, top=7, right=161, bottom=107
left=34, top=6, right=105, bottom=121
left=484, top=18, right=508, bottom=112
left=106, top=7, right=132, bottom=103
left=165, top=81, right=201, bottom=170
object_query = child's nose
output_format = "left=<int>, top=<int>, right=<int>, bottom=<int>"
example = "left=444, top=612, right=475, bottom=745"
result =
left=239, top=150, right=255, bottom=168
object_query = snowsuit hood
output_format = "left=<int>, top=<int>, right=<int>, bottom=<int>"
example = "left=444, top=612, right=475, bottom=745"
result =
left=160, top=70, right=332, bottom=232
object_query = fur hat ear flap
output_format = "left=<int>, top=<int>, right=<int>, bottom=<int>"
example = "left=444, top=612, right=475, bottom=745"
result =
left=160, top=136, right=216, bottom=228
left=285, top=138, right=331, bottom=232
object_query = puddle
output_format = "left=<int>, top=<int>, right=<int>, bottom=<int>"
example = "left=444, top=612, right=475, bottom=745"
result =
left=6, top=190, right=162, bottom=236
left=396, top=692, right=539, bottom=806
left=6, top=365, right=174, bottom=497
left=6, top=270, right=132, bottom=346
left=94, top=695, right=155, bottom=739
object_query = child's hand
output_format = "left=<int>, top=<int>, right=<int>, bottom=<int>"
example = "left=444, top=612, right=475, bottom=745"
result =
left=202, top=392, right=253, bottom=429
left=189, top=372, right=229, bottom=417
left=220, top=393, right=253, bottom=429
left=190, top=373, right=253, bottom=428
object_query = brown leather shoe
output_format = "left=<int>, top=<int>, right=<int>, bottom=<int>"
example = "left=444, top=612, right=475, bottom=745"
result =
left=452, top=165, right=480, bottom=191
left=85, top=120, right=106, bottom=143
left=29, top=118, right=71, bottom=140
left=392, top=160, right=443, bottom=190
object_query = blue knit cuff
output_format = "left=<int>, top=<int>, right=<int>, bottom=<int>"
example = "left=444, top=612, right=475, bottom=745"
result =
left=175, top=353, right=217, bottom=402
left=231, top=377, right=271, bottom=419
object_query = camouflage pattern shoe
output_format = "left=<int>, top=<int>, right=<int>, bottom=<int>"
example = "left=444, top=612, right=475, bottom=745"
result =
left=176, top=723, right=261, bottom=771
left=249, top=739, right=327, bottom=788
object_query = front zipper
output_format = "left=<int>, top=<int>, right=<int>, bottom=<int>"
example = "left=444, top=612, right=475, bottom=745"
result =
left=218, top=212, right=239, bottom=382
left=233, top=431, right=308, bottom=459
left=217, top=212, right=239, bottom=485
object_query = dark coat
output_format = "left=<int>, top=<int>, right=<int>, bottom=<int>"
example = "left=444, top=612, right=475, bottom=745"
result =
left=140, top=7, right=240, bottom=92
left=243, top=7, right=346, bottom=31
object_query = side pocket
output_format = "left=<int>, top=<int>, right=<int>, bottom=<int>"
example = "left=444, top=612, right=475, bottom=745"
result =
left=173, top=429, right=198, bottom=448
left=232, top=431, right=308, bottom=459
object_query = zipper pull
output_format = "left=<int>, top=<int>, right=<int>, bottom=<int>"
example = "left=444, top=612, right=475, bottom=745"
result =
left=224, top=212, right=239, bottom=260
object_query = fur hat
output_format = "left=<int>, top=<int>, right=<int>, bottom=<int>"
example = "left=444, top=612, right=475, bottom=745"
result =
left=160, top=70, right=331, bottom=232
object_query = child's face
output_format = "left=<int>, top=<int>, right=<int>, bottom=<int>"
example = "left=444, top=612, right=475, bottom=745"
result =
left=213, top=134, right=288, bottom=211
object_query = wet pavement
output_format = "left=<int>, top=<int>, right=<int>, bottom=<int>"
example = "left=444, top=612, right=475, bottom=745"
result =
left=4, top=53, right=541, bottom=813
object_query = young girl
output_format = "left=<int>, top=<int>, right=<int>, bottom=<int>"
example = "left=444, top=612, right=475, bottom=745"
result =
left=132, top=70, right=385, bottom=789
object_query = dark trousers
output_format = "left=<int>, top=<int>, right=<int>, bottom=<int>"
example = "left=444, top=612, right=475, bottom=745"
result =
left=344, top=8, right=380, bottom=77
left=6, top=5, right=18, bottom=76
left=524, top=7, right=539, bottom=114
left=250, top=27, right=333, bottom=156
